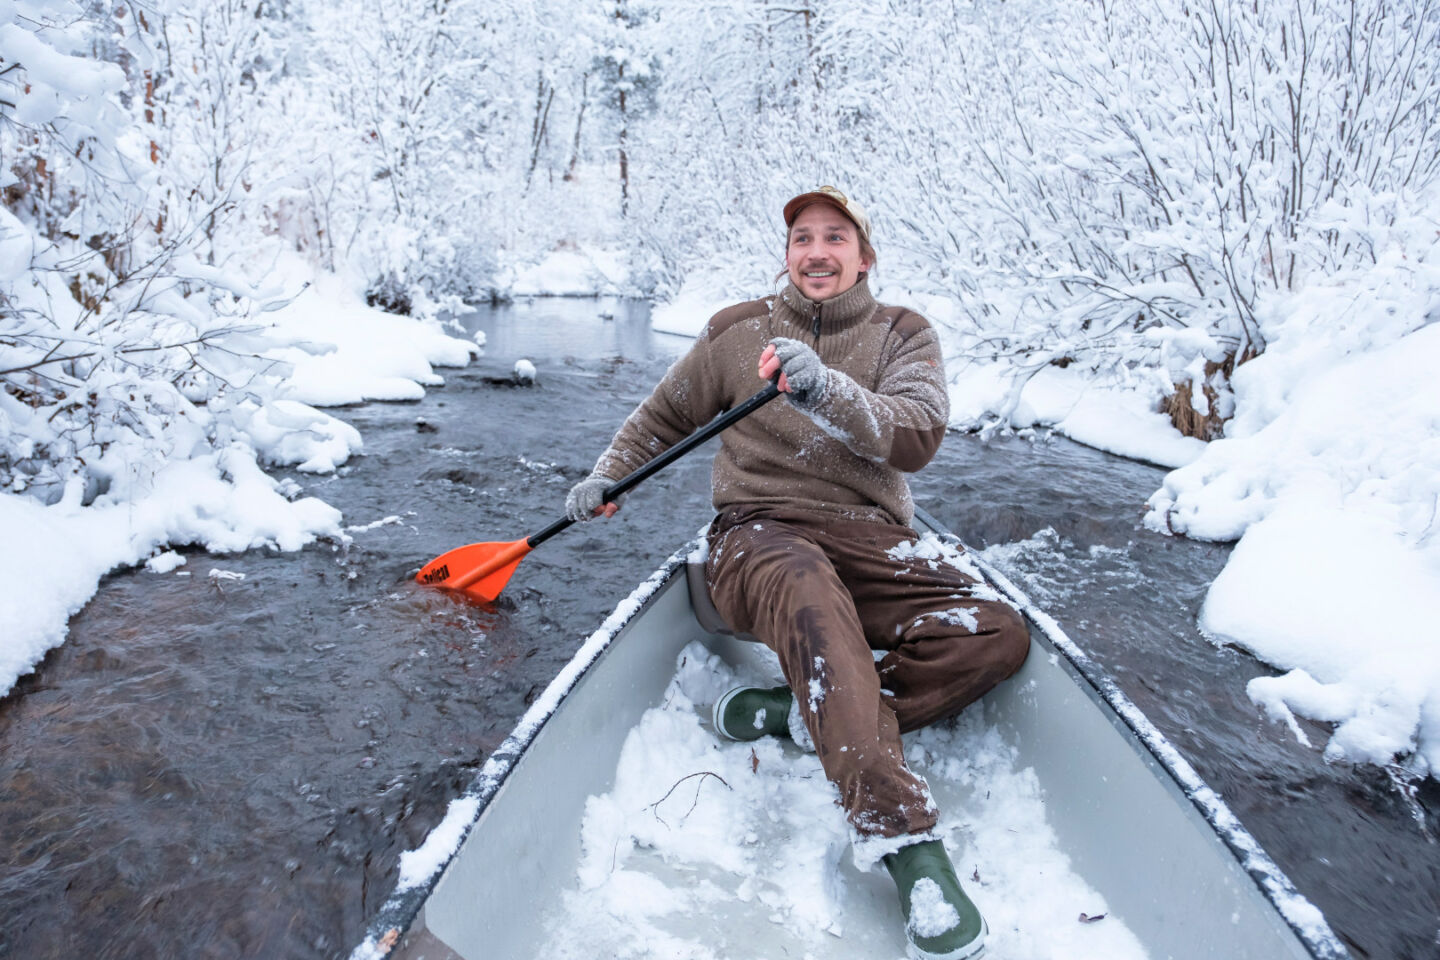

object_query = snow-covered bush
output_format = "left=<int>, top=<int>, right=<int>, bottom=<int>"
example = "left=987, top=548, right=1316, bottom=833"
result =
left=0, top=0, right=285, bottom=503
left=0, top=0, right=493, bottom=505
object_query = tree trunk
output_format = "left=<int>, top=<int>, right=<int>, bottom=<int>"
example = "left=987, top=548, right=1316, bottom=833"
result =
left=565, top=74, right=589, bottom=181
left=618, top=64, right=629, bottom=216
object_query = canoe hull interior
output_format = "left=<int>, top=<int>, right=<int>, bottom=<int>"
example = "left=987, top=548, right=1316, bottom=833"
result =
left=394, top=561, right=702, bottom=960
left=378, top=549, right=1330, bottom=960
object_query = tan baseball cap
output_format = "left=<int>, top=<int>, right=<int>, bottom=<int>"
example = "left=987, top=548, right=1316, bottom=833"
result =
left=782, top=185, right=872, bottom=243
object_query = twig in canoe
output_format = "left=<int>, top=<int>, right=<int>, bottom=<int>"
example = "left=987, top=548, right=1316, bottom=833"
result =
left=647, top=771, right=731, bottom=828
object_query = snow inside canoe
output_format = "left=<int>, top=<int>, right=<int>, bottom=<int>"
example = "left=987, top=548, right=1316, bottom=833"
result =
left=351, top=508, right=1349, bottom=960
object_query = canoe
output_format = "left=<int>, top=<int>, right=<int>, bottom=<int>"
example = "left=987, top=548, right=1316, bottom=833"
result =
left=350, top=507, right=1350, bottom=960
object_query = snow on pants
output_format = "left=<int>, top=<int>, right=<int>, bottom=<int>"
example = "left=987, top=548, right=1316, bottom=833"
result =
left=705, top=504, right=1030, bottom=839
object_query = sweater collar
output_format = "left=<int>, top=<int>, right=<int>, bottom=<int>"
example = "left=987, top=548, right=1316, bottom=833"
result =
left=776, top=277, right=877, bottom=336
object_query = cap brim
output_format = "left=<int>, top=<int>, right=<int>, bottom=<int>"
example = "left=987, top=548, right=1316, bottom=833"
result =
left=783, top=192, right=852, bottom=228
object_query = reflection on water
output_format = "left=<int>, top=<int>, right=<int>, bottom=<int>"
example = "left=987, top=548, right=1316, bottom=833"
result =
left=0, top=300, right=1434, bottom=960
left=454, top=296, right=687, bottom=363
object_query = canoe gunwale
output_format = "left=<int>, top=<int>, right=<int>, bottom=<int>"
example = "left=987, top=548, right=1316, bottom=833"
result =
left=909, top=505, right=1349, bottom=960
left=348, top=543, right=696, bottom=960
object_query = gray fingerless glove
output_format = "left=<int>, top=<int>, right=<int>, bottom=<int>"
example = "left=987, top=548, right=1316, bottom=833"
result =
left=565, top=474, right=621, bottom=522
left=770, top=337, right=829, bottom=407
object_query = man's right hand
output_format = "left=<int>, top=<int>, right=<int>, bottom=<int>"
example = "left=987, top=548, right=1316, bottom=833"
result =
left=759, top=338, right=829, bottom=407
left=565, top=475, right=621, bottom=522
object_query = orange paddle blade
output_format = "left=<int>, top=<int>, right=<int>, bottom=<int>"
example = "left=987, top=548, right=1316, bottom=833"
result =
left=416, top=537, right=533, bottom=603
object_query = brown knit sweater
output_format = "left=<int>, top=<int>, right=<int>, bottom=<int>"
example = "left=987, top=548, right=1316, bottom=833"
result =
left=592, top=278, right=949, bottom=526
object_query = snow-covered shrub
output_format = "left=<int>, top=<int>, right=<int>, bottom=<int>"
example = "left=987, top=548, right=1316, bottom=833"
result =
left=294, top=0, right=620, bottom=307
left=0, top=0, right=280, bottom=502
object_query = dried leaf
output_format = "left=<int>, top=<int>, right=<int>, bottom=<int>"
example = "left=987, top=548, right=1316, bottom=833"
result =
left=750, top=747, right=759, bottom=774
left=971, top=866, right=981, bottom=883
left=1078, top=912, right=1107, bottom=924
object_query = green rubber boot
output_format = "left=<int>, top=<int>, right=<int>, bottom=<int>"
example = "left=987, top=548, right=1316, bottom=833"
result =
left=884, top=839, right=987, bottom=960
left=712, top=685, right=793, bottom=742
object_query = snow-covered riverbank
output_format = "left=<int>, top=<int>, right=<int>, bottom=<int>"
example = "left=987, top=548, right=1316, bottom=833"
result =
left=1150, top=251, right=1440, bottom=779
left=0, top=260, right=478, bottom=697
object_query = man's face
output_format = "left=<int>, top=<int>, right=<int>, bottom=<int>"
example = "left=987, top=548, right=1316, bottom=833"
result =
left=785, top=202, right=870, bottom=301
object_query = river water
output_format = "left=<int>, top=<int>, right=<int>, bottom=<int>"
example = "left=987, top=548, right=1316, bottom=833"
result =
left=1, top=298, right=1435, bottom=959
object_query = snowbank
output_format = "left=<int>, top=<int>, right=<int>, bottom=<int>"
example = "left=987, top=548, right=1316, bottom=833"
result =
left=1147, top=251, right=1440, bottom=776
left=0, top=260, right=478, bottom=698
left=268, top=267, right=476, bottom=405
left=0, top=450, right=343, bottom=692
left=945, top=362, right=1204, bottom=469
left=509, top=247, right=629, bottom=298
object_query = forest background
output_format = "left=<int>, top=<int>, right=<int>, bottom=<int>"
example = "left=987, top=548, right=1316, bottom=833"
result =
left=3, top=1, right=1439, bottom=779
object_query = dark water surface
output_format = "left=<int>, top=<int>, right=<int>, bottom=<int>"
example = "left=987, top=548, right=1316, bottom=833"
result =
left=1, top=298, right=1435, bottom=959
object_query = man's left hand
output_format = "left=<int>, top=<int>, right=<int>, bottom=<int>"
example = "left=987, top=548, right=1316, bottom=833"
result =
left=759, top=338, right=829, bottom=406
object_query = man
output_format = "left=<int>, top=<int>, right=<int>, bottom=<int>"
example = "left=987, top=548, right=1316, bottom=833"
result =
left=566, top=186, right=1029, bottom=960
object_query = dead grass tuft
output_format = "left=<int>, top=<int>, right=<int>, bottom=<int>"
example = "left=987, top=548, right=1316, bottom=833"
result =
left=1161, top=348, right=1258, bottom=441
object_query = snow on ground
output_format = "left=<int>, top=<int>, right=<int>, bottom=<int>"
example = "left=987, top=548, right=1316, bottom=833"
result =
left=649, top=276, right=737, bottom=338
left=1146, top=252, right=1440, bottom=777
left=266, top=263, right=476, bottom=405
left=534, top=642, right=1148, bottom=960
left=944, top=362, right=1205, bottom=470
left=509, top=247, right=630, bottom=298
left=0, top=259, right=478, bottom=698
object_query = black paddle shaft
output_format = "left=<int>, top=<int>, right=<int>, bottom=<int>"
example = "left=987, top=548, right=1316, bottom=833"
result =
left=527, top=381, right=783, bottom=549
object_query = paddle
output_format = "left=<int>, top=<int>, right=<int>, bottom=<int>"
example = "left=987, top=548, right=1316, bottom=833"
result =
left=416, top=381, right=783, bottom=602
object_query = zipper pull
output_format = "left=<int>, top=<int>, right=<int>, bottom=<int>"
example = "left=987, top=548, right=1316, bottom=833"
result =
left=812, top=308, right=821, bottom=342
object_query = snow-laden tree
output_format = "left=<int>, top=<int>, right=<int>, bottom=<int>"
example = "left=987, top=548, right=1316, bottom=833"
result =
left=0, top=0, right=297, bottom=505
left=1009, top=0, right=1440, bottom=436
left=625, top=0, right=846, bottom=295
left=625, top=0, right=1439, bottom=437
left=590, top=0, right=662, bottom=217
left=4, top=0, right=1436, bottom=503
left=290, top=0, right=500, bottom=306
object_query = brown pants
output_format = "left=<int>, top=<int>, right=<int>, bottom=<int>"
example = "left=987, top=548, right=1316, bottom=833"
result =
left=706, top=505, right=1030, bottom=839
